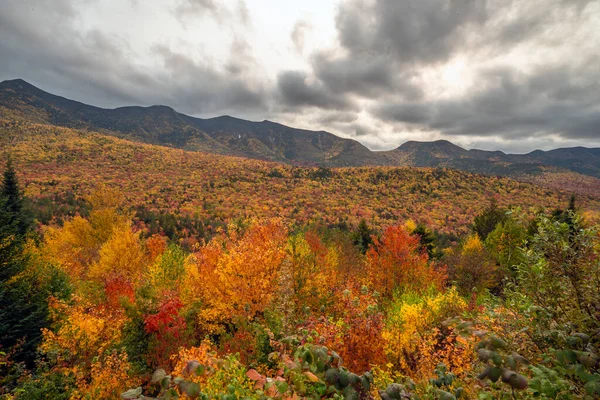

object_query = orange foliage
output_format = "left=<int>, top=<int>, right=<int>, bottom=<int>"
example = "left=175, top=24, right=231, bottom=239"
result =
left=104, top=275, right=135, bottom=309
left=183, top=220, right=288, bottom=333
left=366, top=225, right=446, bottom=299
left=147, top=233, right=168, bottom=260
left=304, top=287, right=386, bottom=373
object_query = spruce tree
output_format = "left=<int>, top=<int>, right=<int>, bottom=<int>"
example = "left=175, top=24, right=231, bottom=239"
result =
left=472, top=199, right=507, bottom=240
left=0, top=157, right=49, bottom=367
left=352, top=219, right=373, bottom=254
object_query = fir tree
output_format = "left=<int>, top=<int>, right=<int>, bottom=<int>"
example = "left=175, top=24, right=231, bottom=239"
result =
left=352, top=219, right=373, bottom=254
left=0, top=157, right=63, bottom=368
left=472, top=199, right=507, bottom=240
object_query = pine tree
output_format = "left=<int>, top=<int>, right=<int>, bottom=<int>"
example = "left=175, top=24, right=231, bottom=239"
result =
left=472, top=199, right=507, bottom=240
left=0, top=158, right=27, bottom=283
left=352, top=219, right=373, bottom=254
left=0, top=157, right=31, bottom=239
left=412, top=223, right=437, bottom=259
left=0, top=157, right=59, bottom=368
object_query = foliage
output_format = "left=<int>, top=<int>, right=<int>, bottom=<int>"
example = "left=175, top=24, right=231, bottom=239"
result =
left=1, top=145, right=600, bottom=399
left=484, top=215, right=527, bottom=277
left=448, top=234, right=501, bottom=296
left=512, top=211, right=600, bottom=335
left=183, top=220, right=288, bottom=334
left=472, top=199, right=507, bottom=241
left=366, top=225, right=446, bottom=300
left=382, top=288, right=472, bottom=379
left=0, top=158, right=53, bottom=367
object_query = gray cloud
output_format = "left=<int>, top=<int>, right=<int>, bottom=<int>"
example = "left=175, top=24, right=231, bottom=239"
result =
left=1, top=0, right=599, bottom=152
left=173, top=0, right=251, bottom=27
left=276, top=71, right=357, bottom=111
left=0, top=0, right=268, bottom=118
left=173, top=0, right=223, bottom=22
left=375, top=63, right=600, bottom=140
left=296, top=0, right=600, bottom=147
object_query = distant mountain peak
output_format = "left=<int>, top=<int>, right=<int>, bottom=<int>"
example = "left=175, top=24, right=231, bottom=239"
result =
left=1, top=79, right=599, bottom=179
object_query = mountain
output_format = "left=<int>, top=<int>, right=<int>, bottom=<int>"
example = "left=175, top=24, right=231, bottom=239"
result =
left=0, top=79, right=380, bottom=166
left=1, top=78, right=599, bottom=184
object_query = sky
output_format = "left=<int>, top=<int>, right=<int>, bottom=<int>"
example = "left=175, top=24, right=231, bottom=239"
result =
left=1, top=0, right=599, bottom=153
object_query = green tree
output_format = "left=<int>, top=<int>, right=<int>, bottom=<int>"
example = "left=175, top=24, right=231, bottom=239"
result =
left=412, top=223, right=438, bottom=259
left=485, top=216, right=527, bottom=277
left=472, top=198, right=507, bottom=240
left=513, top=211, right=600, bottom=336
left=351, top=219, right=373, bottom=254
left=0, top=158, right=69, bottom=370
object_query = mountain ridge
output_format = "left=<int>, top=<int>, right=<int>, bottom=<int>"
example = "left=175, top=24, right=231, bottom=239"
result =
left=1, top=78, right=599, bottom=179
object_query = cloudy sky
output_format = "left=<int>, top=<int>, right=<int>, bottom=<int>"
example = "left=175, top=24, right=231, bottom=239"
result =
left=1, top=0, right=599, bottom=153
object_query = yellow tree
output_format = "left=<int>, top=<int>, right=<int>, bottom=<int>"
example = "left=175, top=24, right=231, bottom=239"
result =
left=183, top=220, right=288, bottom=333
left=88, top=224, right=145, bottom=284
left=43, top=185, right=132, bottom=282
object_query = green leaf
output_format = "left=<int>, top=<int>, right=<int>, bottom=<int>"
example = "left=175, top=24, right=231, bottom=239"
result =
left=584, top=380, right=600, bottom=395
left=488, top=367, right=502, bottom=383
left=185, top=382, right=201, bottom=399
left=275, top=380, right=289, bottom=393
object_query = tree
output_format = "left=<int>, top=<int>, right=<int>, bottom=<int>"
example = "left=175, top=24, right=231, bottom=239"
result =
left=1, top=158, right=31, bottom=237
left=0, top=158, right=60, bottom=368
left=412, top=223, right=438, bottom=259
left=448, top=234, right=500, bottom=296
left=485, top=216, right=527, bottom=277
left=514, top=212, right=600, bottom=334
left=351, top=219, right=373, bottom=254
left=472, top=199, right=507, bottom=241
left=366, top=225, right=445, bottom=299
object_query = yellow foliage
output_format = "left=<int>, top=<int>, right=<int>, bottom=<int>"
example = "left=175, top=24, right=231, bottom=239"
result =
left=40, top=297, right=125, bottom=375
left=462, top=234, right=483, bottom=254
left=88, top=224, right=145, bottom=283
left=171, top=341, right=213, bottom=382
left=43, top=216, right=97, bottom=279
left=404, top=219, right=417, bottom=233
left=183, top=220, right=288, bottom=333
left=283, top=232, right=338, bottom=314
left=72, top=351, right=137, bottom=400
left=42, top=186, right=133, bottom=283
left=87, top=185, right=132, bottom=244
left=382, top=289, right=472, bottom=379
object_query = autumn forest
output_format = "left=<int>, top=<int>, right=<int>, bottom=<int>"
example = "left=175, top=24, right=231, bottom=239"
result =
left=0, top=104, right=598, bottom=400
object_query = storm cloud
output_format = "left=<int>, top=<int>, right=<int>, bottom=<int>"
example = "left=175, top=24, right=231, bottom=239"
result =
left=0, top=0, right=599, bottom=152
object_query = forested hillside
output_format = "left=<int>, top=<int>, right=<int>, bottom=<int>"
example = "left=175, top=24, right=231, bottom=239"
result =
left=0, top=115, right=600, bottom=399
left=2, top=79, right=600, bottom=198
left=1, top=118, right=599, bottom=245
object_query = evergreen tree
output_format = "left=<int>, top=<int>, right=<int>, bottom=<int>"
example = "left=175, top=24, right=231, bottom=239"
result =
left=352, top=219, right=373, bottom=254
left=0, top=158, right=28, bottom=283
left=0, top=157, right=64, bottom=368
left=472, top=199, right=507, bottom=240
left=412, top=223, right=438, bottom=259
left=1, top=158, right=32, bottom=239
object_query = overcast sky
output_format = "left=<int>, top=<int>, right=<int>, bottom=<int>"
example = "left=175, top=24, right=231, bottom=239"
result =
left=1, top=0, right=599, bottom=153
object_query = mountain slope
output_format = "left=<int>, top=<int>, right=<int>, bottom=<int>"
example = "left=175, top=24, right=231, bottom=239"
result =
left=1, top=78, right=599, bottom=180
left=0, top=79, right=379, bottom=166
left=2, top=118, right=599, bottom=236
